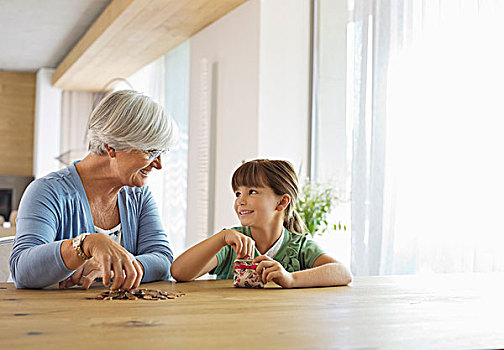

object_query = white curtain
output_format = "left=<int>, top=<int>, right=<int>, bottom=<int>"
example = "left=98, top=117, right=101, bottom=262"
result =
left=59, top=91, right=98, bottom=166
left=126, top=49, right=190, bottom=258
left=350, top=0, right=504, bottom=275
left=33, top=68, right=62, bottom=178
left=161, top=42, right=190, bottom=257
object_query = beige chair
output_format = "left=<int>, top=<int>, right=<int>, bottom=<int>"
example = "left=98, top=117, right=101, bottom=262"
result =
left=9, top=210, right=17, bottom=227
left=0, top=236, right=14, bottom=282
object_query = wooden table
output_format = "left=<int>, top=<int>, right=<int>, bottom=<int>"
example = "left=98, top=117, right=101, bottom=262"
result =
left=1, top=274, right=503, bottom=349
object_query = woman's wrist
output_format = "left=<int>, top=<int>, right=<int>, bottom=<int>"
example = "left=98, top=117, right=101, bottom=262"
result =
left=61, top=239, right=87, bottom=270
left=81, top=233, right=97, bottom=257
left=136, top=259, right=145, bottom=273
left=72, top=234, right=91, bottom=260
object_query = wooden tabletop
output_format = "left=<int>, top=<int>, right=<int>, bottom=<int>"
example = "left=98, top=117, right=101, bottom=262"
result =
left=1, top=273, right=504, bottom=349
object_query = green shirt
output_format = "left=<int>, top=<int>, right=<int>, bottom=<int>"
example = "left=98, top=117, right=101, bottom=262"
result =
left=209, top=226, right=326, bottom=279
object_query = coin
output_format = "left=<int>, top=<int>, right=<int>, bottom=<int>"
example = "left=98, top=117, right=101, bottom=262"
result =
left=89, top=288, right=185, bottom=301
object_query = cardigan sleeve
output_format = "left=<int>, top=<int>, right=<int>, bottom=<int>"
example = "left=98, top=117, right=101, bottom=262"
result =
left=9, top=179, right=73, bottom=288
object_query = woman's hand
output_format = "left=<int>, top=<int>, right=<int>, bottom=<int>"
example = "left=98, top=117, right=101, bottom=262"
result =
left=59, top=258, right=103, bottom=290
left=254, top=255, right=295, bottom=288
left=219, top=229, right=255, bottom=259
left=82, top=234, right=143, bottom=290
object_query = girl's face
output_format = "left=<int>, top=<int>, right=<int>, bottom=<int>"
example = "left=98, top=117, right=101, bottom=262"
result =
left=234, top=185, right=283, bottom=229
left=114, top=150, right=162, bottom=187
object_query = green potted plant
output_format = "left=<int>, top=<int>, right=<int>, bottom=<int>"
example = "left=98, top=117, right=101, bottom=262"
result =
left=296, top=181, right=346, bottom=237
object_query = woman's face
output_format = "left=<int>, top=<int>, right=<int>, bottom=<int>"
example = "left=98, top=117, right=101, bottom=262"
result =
left=114, top=150, right=163, bottom=187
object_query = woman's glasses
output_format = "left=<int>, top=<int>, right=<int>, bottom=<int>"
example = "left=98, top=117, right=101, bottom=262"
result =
left=145, top=149, right=166, bottom=160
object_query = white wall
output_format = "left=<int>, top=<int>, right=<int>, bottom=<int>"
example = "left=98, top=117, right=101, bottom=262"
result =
left=316, top=0, right=348, bottom=184
left=186, top=0, right=260, bottom=246
left=311, top=0, right=351, bottom=267
left=33, top=68, right=62, bottom=178
left=258, top=0, right=311, bottom=173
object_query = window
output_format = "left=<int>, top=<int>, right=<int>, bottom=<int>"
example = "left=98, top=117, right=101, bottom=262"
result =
left=347, top=0, right=504, bottom=275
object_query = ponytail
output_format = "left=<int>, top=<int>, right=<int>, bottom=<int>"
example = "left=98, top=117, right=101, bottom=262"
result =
left=284, top=207, right=307, bottom=235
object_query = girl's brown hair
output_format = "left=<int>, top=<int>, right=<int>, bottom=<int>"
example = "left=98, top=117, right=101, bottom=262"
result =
left=231, top=159, right=307, bottom=235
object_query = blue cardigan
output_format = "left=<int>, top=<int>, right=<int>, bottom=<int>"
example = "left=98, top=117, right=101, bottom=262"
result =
left=9, top=162, right=173, bottom=288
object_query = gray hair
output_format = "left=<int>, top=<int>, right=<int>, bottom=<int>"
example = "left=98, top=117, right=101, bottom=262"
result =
left=87, top=90, right=178, bottom=155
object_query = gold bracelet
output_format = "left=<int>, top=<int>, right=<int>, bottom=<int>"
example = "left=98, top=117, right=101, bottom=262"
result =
left=72, top=233, right=91, bottom=260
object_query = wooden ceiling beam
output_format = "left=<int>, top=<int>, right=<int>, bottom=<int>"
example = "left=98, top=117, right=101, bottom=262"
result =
left=52, top=0, right=248, bottom=91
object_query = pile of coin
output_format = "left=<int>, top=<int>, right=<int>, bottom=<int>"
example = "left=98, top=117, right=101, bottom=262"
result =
left=91, top=288, right=185, bottom=301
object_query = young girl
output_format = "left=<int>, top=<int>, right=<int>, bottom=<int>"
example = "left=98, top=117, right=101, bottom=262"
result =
left=171, top=159, right=352, bottom=288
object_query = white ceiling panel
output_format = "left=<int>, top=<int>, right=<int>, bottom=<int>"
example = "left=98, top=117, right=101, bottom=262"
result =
left=0, top=0, right=111, bottom=72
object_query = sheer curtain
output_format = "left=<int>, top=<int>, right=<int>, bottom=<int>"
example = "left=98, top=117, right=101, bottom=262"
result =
left=124, top=46, right=190, bottom=258
left=59, top=91, right=98, bottom=166
left=350, top=0, right=504, bottom=275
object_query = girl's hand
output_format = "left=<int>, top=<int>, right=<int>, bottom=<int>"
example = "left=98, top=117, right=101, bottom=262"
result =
left=254, top=255, right=295, bottom=288
left=59, top=258, right=103, bottom=290
left=219, top=229, right=255, bottom=259
left=82, top=233, right=143, bottom=290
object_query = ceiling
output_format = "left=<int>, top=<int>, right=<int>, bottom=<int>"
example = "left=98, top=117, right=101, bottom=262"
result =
left=0, top=0, right=111, bottom=72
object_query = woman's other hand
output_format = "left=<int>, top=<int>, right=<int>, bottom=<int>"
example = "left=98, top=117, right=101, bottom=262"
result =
left=59, top=258, right=103, bottom=289
left=219, top=229, right=255, bottom=259
left=82, top=234, right=143, bottom=290
left=254, top=255, right=295, bottom=288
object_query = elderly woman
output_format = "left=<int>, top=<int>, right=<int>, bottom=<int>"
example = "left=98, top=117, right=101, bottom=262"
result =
left=9, top=90, right=177, bottom=290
